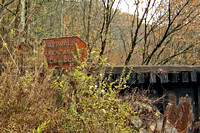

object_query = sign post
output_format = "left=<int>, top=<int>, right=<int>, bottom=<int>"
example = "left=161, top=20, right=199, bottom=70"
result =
left=43, top=36, right=87, bottom=68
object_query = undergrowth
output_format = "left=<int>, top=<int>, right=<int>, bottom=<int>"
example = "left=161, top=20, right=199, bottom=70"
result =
left=0, top=43, right=196, bottom=133
left=0, top=51, right=142, bottom=132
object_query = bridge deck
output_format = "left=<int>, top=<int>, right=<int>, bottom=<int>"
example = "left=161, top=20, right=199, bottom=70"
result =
left=105, top=65, right=200, bottom=73
left=104, top=65, right=200, bottom=127
left=105, top=65, right=200, bottom=84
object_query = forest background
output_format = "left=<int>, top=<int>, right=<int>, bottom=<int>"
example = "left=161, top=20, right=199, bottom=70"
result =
left=0, top=0, right=200, bottom=132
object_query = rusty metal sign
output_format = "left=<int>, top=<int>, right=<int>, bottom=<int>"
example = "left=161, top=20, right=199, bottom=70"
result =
left=43, top=36, right=87, bottom=68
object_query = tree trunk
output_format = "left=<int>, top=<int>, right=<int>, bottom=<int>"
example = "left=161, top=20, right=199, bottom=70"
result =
left=60, top=0, right=64, bottom=37
left=20, top=0, right=25, bottom=32
left=19, top=0, right=26, bottom=75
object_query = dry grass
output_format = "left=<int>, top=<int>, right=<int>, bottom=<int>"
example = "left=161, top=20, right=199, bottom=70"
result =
left=0, top=56, right=137, bottom=132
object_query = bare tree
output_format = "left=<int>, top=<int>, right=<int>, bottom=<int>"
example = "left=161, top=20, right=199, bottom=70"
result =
left=124, top=0, right=200, bottom=65
left=99, top=0, right=120, bottom=58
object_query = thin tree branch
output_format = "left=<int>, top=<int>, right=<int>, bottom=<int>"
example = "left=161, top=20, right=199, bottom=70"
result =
left=157, top=44, right=193, bottom=65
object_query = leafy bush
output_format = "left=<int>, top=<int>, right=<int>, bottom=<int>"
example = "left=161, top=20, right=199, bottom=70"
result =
left=0, top=53, right=140, bottom=132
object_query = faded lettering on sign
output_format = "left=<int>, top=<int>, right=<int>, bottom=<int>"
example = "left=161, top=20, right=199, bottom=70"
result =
left=43, top=36, right=87, bottom=68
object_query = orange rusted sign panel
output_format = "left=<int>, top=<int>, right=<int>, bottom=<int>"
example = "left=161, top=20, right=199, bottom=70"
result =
left=43, top=36, right=87, bottom=68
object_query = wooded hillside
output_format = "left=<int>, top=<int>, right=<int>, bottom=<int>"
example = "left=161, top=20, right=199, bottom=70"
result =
left=0, top=0, right=200, bottom=132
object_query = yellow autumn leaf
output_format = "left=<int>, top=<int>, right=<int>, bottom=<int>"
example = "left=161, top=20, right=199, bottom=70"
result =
left=3, top=42, right=7, bottom=47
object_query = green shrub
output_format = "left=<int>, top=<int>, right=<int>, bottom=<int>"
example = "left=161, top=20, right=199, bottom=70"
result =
left=0, top=54, right=138, bottom=132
